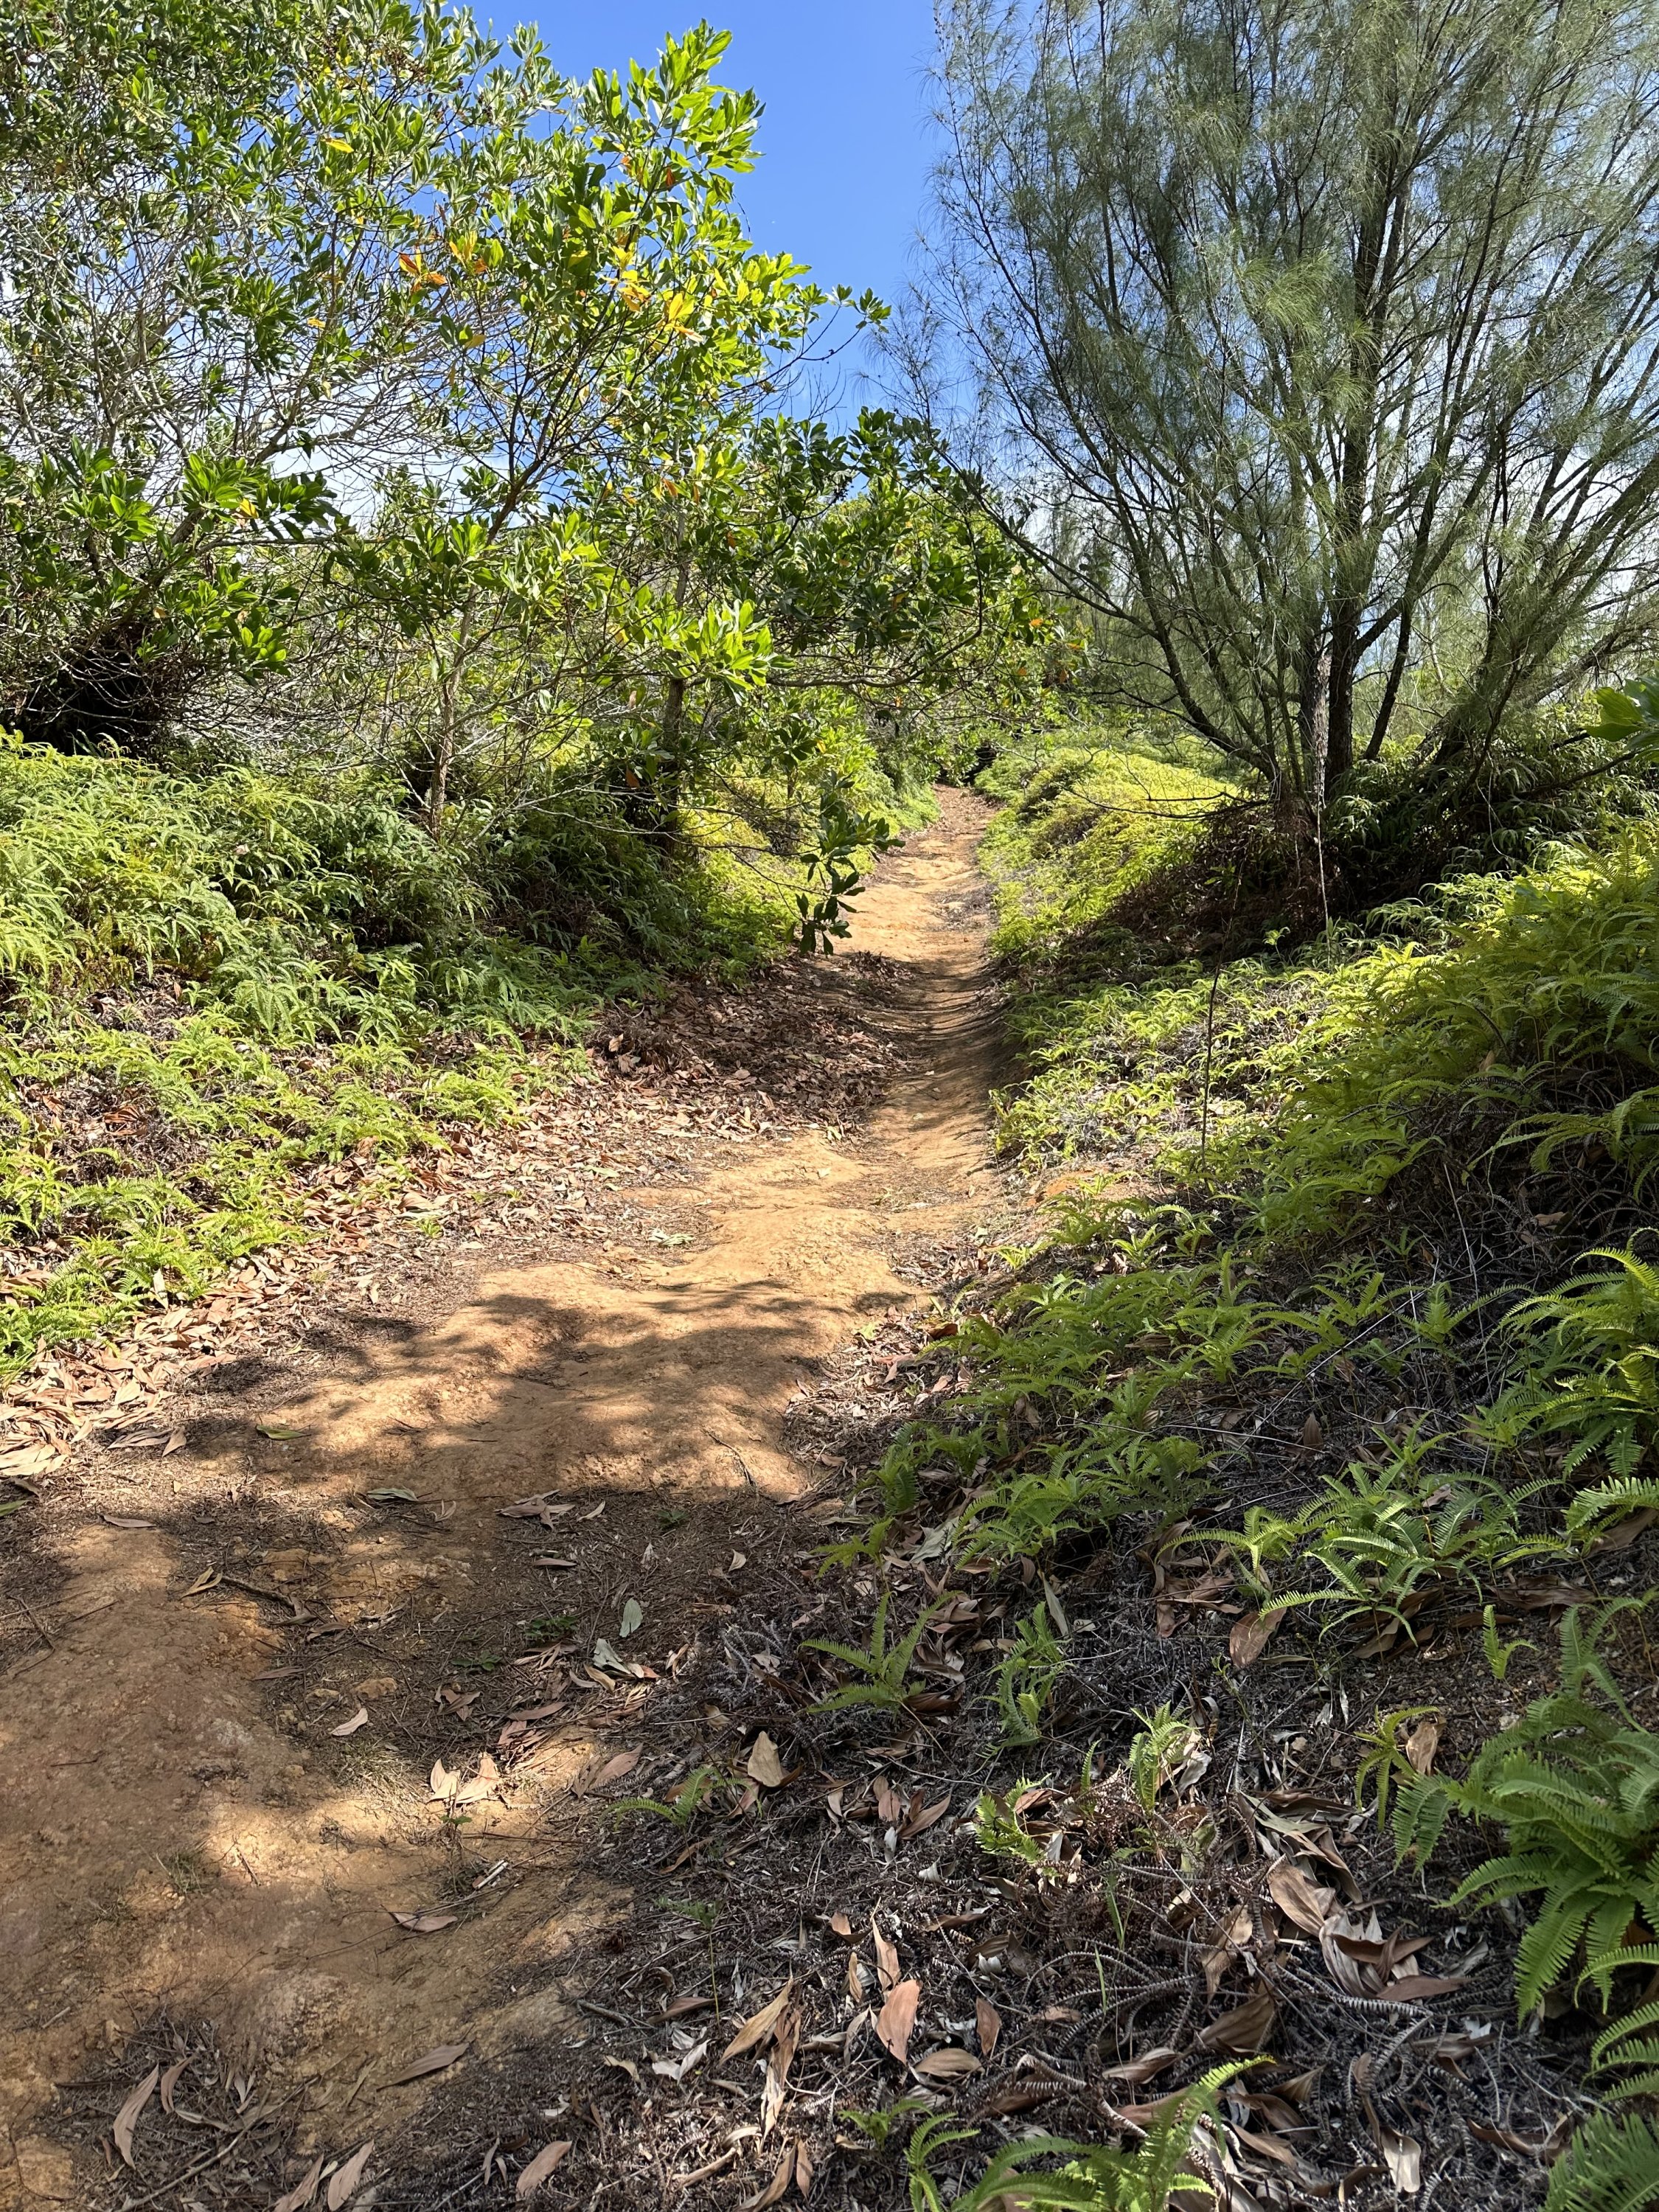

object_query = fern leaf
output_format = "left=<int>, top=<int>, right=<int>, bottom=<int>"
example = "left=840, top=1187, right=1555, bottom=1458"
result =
left=1545, top=2108, right=1659, bottom=2212
left=1517, top=1893, right=1596, bottom=2017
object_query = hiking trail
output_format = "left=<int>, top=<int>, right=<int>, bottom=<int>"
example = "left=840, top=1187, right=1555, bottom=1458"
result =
left=0, top=790, right=1009, bottom=2208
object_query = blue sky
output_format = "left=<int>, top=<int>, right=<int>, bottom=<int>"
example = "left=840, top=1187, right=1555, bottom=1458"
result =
left=519, top=5, right=941, bottom=310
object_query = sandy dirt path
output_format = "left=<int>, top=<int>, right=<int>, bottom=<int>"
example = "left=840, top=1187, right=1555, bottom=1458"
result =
left=0, top=792, right=1006, bottom=2208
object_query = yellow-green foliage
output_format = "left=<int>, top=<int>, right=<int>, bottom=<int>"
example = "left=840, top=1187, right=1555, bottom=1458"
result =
left=995, top=824, right=1659, bottom=1225
left=883, top=796, right=1659, bottom=1586
left=1228, top=830, right=1659, bottom=1239
left=0, top=736, right=810, bottom=1374
left=978, top=718, right=1231, bottom=960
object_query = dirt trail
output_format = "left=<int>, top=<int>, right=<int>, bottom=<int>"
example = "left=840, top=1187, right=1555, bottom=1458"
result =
left=0, top=793, right=1007, bottom=2208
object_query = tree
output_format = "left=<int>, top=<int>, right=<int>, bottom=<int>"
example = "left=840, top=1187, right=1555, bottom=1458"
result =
left=0, top=0, right=1048, bottom=946
left=339, top=21, right=847, bottom=835
left=0, top=4, right=834, bottom=790
left=576, top=407, right=1047, bottom=845
left=931, top=0, right=1659, bottom=841
left=0, top=0, right=471, bottom=747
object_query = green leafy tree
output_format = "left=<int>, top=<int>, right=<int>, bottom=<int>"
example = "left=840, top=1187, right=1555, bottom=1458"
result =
left=932, top=0, right=1659, bottom=844
left=342, top=20, right=841, bottom=834
left=0, top=0, right=472, bottom=745
left=568, top=406, right=1052, bottom=850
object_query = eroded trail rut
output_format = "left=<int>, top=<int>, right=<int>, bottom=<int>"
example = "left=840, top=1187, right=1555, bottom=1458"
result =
left=0, top=795, right=1006, bottom=2208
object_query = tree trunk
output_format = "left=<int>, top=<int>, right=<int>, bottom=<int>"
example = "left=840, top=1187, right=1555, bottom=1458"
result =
left=1295, top=637, right=1332, bottom=812
left=426, top=599, right=476, bottom=841
left=654, top=672, right=686, bottom=841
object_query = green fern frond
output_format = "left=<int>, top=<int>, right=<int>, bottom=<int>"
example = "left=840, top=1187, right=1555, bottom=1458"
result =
left=1545, top=2108, right=1659, bottom=2212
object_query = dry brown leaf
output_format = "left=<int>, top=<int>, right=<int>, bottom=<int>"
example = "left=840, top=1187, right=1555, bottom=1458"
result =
left=1591, top=1509, right=1658, bottom=1554
left=747, top=1732, right=785, bottom=1787
left=325, top=2141, right=374, bottom=2210
left=1201, top=1904, right=1255, bottom=1999
left=112, top=2065, right=159, bottom=2166
left=721, top=1980, right=796, bottom=2062
left=1102, top=2046, right=1180, bottom=2085
left=594, top=1748, right=641, bottom=1788
left=274, top=2152, right=325, bottom=2211
left=102, top=1513, right=153, bottom=1530
left=1195, top=1987, right=1276, bottom=2053
left=1372, top=2120, right=1422, bottom=2194
left=1229, top=2120, right=1298, bottom=2168
left=158, top=2056, right=190, bottom=2114
left=1275, top=2068, right=1321, bottom=2104
left=975, top=1997, right=1002, bottom=2061
left=389, top=1910, right=456, bottom=1934
left=1383, top=1972, right=1469, bottom=2002
left=0, top=1442, right=59, bottom=1478
left=827, top=1913, right=853, bottom=1939
left=516, top=2140, right=572, bottom=2198
left=1301, top=1412, right=1324, bottom=1450
left=330, top=1706, right=370, bottom=1737
left=876, top=1977, right=921, bottom=2065
left=1470, top=2121, right=1565, bottom=2157
left=1228, top=1609, right=1281, bottom=1668
left=795, top=2140, right=815, bottom=2198
left=451, top=1753, right=501, bottom=1805
left=761, top=1989, right=804, bottom=2136
left=383, top=2044, right=466, bottom=2088
left=740, top=2145, right=795, bottom=2210
left=429, top=1759, right=459, bottom=1801
left=1403, top=1718, right=1441, bottom=1776
left=900, top=1795, right=952, bottom=1840
left=1321, top=1910, right=1387, bottom=1997
left=872, top=1917, right=901, bottom=1994
left=914, top=2046, right=981, bottom=2081
left=1245, top=2092, right=1307, bottom=2132
left=1266, top=1857, right=1335, bottom=1935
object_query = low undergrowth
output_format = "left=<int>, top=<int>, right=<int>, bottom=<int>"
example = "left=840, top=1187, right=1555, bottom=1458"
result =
left=919, top=759, right=1659, bottom=2199
left=587, top=743, right=1659, bottom=2207
left=0, top=737, right=834, bottom=1374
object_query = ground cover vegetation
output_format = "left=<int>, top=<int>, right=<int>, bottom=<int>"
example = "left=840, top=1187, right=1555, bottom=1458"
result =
left=554, top=1, right=1659, bottom=2197
left=27, top=1, right=1659, bottom=2206
left=0, top=0, right=1051, bottom=1372
left=569, top=726, right=1659, bottom=2208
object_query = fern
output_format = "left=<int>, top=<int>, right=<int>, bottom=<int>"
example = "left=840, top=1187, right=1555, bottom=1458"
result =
left=804, top=1593, right=942, bottom=1712
left=1568, top=1477, right=1659, bottom=1543
left=1128, top=1704, right=1203, bottom=1812
left=1486, top=1250, right=1659, bottom=1479
left=1588, top=1954, right=1659, bottom=2099
left=1394, top=1604, right=1659, bottom=2014
left=1545, top=2108, right=1659, bottom=2212
left=1354, top=1705, right=1441, bottom=1829
left=937, top=2065, right=1251, bottom=2211
left=993, top=1601, right=1068, bottom=1747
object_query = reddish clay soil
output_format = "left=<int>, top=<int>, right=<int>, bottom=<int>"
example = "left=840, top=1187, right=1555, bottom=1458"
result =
left=0, top=792, right=1009, bottom=2209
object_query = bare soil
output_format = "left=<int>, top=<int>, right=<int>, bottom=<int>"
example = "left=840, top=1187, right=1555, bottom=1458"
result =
left=0, top=792, right=1012, bottom=2209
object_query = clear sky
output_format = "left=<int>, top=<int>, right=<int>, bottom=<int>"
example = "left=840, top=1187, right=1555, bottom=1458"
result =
left=517, top=5, right=941, bottom=310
